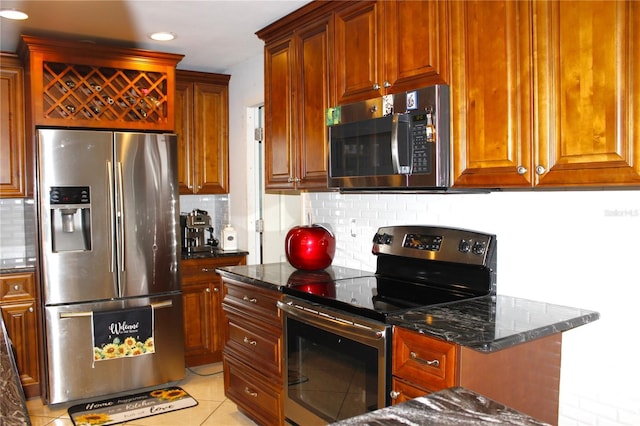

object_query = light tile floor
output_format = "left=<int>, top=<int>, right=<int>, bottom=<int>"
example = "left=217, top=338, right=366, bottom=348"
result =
left=27, top=363, right=258, bottom=426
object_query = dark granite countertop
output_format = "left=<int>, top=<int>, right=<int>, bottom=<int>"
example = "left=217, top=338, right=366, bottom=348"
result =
left=0, top=257, right=36, bottom=274
left=0, top=313, right=30, bottom=425
left=215, top=263, right=599, bottom=353
left=330, top=387, right=549, bottom=425
left=215, top=262, right=371, bottom=292
left=388, top=294, right=600, bottom=352
left=180, top=248, right=249, bottom=260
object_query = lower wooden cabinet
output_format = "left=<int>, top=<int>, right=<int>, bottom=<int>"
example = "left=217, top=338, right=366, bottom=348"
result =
left=392, top=326, right=562, bottom=425
left=181, top=255, right=245, bottom=367
left=0, top=272, right=40, bottom=398
left=221, top=277, right=284, bottom=426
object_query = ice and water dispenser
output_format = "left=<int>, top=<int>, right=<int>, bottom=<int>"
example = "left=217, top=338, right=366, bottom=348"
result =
left=49, top=186, right=92, bottom=252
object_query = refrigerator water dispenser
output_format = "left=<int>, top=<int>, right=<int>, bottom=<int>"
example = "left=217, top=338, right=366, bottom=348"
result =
left=50, top=186, right=92, bottom=252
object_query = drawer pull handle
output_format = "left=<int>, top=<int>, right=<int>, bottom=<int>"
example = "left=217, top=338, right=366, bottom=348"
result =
left=201, top=267, right=216, bottom=272
left=244, top=387, right=258, bottom=397
left=410, top=351, right=440, bottom=367
left=14, top=285, right=20, bottom=291
left=243, top=337, right=257, bottom=346
left=243, top=295, right=257, bottom=303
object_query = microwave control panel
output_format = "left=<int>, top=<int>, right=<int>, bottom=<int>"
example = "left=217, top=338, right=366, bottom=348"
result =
left=409, top=111, right=434, bottom=174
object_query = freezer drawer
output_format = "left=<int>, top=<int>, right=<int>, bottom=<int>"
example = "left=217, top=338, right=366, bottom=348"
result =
left=43, top=294, right=185, bottom=404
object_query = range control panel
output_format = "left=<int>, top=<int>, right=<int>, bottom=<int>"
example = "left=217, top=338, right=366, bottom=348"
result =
left=372, top=225, right=495, bottom=266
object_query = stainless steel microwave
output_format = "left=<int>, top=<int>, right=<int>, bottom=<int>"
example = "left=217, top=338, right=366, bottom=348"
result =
left=328, top=85, right=450, bottom=191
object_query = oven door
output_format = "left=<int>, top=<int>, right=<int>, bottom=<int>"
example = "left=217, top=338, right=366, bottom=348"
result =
left=278, top=296, right=390, bottom=425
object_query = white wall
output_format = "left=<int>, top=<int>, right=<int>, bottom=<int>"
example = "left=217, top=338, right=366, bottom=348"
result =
left=226, top=54, right=264, bottom=263
left=306, top=190, right=640, bottom=425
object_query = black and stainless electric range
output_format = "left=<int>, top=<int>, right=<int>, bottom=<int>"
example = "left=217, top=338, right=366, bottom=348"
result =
left=278, top=225, right=497, bottom=425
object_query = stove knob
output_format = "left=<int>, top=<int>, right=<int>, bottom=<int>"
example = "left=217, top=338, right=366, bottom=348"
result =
left=458, top=239, right=471, bottom=253
left=472, top=241, right=487, bottom=255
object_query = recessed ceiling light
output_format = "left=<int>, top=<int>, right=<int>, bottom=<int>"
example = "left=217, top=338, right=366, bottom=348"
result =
left=0, top=9, right=29, bottom=20
left=149, top=32, right=176, bottom=41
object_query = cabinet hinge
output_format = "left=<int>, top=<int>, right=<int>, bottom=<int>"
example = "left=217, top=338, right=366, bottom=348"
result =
left=254, top=127, right=264, bottom=143
left=255, top=219, right=264, bottom=233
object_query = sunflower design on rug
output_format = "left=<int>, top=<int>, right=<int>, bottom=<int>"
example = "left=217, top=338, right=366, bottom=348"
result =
left=151, top=388, right=187, bottom=402
left=73, top=412, right=111, bottom=425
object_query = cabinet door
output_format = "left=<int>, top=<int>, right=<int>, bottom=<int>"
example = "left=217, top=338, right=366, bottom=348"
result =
left=0, top=56, right=27, bottom=198
left=296, top=16, right=333, bottom=190
left=182, top=281, right=218, bottom=366
left=1, top=301, right=39, bottom=397
left=264, top=38, right=296, bottom=190
left=534, top=0, right=640, bottom=186
left=383, top=0, right=450, bottom=93
left=334, top=1, right=383, bottom=104
left=450, top=0, right=535, bottom=187
left=175, top=79, right=195, bottom=194
left=194, top=82, right=229, bottom=193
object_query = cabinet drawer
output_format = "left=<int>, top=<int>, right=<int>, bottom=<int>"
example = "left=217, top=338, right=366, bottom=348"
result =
left=224, top=355, right=283, bottom=426
left=393, top=327, right=458, bottom=391
left=222, top=279, right=281, bottom=325
left=223, top=311, right=282, bottom=378
left=0, top=273, right=35, bottom=302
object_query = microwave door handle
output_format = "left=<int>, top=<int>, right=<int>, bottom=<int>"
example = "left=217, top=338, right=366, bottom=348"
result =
left=390, top=113, right=401, bottom=174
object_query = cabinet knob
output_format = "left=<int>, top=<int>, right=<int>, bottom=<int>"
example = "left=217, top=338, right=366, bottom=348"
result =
left=205, top=287, right=211, bottom=293
left=373, top=83, right=380, bottom=90
left=516, top=166, right=527, bottom=175
left=383, top=81, right=391, bottom=88
left=390, top=390, right=401, bottom=400
left=29, top=307, right=34, bottom=313
left=535, top=165, right=546, bottom=175
left=213, top=287, right=219, bottom=292
left=14, top=285, right=20, bottom=291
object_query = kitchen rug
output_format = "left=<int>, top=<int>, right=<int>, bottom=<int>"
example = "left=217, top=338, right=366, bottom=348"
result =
left=68, top=386, right=197, bottom=426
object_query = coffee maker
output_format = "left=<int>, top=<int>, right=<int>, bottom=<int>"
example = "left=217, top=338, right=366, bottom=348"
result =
left=180, top=209, right=218, bottom=253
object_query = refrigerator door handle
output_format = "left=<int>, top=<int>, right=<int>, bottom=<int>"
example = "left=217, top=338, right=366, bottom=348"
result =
left=107, top=161, right=116, bottom=273
left=116, top=161, right=125, bottom=274
left=58, top=300, right=174, bottom=318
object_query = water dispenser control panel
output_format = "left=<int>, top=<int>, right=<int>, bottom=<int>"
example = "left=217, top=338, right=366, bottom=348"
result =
left=50, top=186, right=90, bottom=205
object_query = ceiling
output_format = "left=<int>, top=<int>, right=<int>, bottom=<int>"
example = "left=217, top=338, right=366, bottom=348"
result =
left=0, top=0, right=310, bottom=73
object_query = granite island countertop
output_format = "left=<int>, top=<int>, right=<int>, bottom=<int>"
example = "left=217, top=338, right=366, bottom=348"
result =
left=0, top=312, right=30, bottom=425
left=330, top=387, right=549, bottom=426
left=215, top=263, right=599, bottom=353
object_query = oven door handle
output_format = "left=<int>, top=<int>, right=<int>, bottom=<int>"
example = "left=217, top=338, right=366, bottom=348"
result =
left=277, top=300, right=387, bottom=343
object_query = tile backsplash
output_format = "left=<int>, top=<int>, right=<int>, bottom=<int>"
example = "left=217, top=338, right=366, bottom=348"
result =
left=179, top=194, right=230, bottom=244
left=0, top=198, right=36, bottom=266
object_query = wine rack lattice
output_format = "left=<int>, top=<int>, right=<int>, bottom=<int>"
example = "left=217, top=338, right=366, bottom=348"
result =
left=42, top=62, right=168, bottom=123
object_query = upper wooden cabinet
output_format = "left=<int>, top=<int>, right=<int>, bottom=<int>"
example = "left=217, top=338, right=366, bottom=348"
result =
left=0, top=53, right=29, bottom=198
left=334, top=0, right=448, bottom=104
left=452, top=0, right=640, bottom=188
left=450, top=0, right=534, bottom=187
left=19, top=35, right=183, bottom=131
left=534, top=0, right=640, bottom=187
left=260, top=13, right=333, bottom=191
left=175, top=70, right=230, bottom=194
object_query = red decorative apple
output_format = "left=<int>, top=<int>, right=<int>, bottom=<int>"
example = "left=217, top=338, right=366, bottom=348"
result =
left=285, top=224, right=336, bottom=270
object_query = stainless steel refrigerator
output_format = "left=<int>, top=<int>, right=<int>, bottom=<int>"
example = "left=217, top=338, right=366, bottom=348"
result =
left=36, top=129, right=185, bottom=404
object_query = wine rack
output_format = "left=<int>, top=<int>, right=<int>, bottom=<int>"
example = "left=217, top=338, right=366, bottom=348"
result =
left=43, top=62, right=168, bottom=123
left=20, top=35, right=184, bottom=131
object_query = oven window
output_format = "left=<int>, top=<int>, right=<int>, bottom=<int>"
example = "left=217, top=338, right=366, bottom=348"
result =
left=286, top=317, right=380, bottom=423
